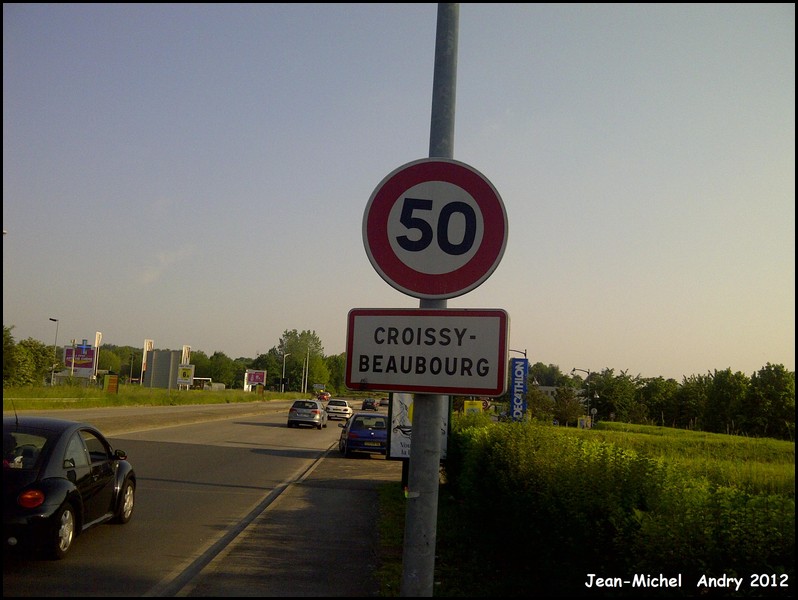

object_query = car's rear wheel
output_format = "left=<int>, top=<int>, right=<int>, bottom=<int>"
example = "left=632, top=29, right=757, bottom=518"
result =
left=113, top=478, right=135, bottom=524
left=49, top=503, right=76, bottom=560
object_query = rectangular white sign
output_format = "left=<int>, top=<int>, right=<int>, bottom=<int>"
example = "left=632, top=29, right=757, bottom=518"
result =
left=345, top=308, right=509, bottom=396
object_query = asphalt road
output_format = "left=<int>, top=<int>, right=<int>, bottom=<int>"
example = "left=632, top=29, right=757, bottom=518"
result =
left=3, top=401, right=403, bottom=597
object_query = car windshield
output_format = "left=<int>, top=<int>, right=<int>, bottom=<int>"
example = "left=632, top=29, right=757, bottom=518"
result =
left=293, top=401, right=318, bottom=410
left=4, top=430, right=48, bottom=470
left=351, top=416, right=387, bottom=430
left=329, top=400, right=346, bottom=406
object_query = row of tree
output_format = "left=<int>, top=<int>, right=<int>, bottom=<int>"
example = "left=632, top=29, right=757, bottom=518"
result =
left=3, top=325, right=794, bottom=440
left=526, top=362, right=795, bottom=440
left=2, top=326, right=344, bottom=394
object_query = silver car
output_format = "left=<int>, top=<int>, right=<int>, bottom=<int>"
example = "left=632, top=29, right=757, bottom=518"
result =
left=325, top=399, right=354, bottom=421
left=287, top=399, right=328, bottom=429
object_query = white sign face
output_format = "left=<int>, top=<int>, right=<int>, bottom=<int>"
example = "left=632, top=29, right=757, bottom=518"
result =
left=345, top=308, right=509, bottom=396
left=363, top=158, right=507, bottom=299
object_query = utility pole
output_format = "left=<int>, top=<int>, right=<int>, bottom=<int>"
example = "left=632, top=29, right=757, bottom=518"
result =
left=400, top=4, right=458, bottom=597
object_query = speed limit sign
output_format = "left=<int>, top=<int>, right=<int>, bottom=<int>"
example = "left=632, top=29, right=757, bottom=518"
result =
left=363, top=158, right=507, bottom=299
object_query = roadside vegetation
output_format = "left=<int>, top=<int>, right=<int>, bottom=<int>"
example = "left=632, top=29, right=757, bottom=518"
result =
left=4, top=324, right=795, bottom=596
left=2, top=384, right=306, bottom=410
left=5, top=325, right=794, bottom=441
left=376, top=413, right=794, bottom=597
left=2, top=382, right=793, bottom=597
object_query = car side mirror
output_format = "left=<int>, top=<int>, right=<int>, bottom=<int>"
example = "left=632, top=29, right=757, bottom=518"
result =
left=338, top=423, right=346, bottom=428
left=114, top=449, right=127, bottom=460
left=63, top=457, right=76, bottom=469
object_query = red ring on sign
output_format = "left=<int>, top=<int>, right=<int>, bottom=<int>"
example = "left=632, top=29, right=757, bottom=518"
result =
left=364, top=159, right=507, bottom=299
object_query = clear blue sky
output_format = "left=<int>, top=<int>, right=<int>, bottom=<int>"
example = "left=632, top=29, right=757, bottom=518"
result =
left=3, top=4, right=794, bottom=381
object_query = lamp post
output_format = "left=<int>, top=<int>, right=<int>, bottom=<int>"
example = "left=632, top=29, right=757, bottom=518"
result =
left=281, top=353, right=291, bottom=394
left=49, top=318, right=59, bottom=385
left=571, top=367, right=592, bottom=423
left=129, top=354, right=134, bottom=385
left=302, top=347, right=310, bottom=394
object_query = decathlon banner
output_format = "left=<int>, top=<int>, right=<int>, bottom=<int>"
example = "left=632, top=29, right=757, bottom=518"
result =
left=510, top=357, right=528, bottom=421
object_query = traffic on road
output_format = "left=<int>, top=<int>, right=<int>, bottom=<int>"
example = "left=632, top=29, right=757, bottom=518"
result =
left=3, top=400, right=397, bottom=597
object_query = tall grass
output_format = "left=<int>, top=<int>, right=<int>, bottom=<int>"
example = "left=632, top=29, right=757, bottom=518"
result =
left=377, top=415, right=795, bottom=597
left=2, top=384, right=305, bottom=411
left=572, top=421, right=795, bottom=496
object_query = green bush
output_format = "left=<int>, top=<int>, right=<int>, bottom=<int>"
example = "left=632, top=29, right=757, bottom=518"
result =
left=438, top=416, right=795, bottom=596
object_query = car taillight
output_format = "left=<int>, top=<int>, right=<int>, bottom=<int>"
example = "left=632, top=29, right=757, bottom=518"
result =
left=311, top=410, right=320, bottom=415
left=289, top=408, right=297, bottom=414
left=18, top=489, right=45, bottom=509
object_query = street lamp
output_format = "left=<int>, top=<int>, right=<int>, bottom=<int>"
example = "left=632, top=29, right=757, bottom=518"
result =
left=571, top=367, right=593, bottom=422
left=49, top=318, right=59, bottom=385
left=129, top=354, right=134, bottom=385
left=281, top=353, right=291, bottom=394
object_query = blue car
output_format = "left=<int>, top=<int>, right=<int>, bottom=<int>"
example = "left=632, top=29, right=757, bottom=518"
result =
left=3, top=416, right=136, bottom=559
left=338, top=412, right=388, bottom=458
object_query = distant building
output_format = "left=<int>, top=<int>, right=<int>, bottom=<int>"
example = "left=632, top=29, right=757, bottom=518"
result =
left=142, top=350, right=182, bottom=389
left=534, top=385, right=558, bottom=399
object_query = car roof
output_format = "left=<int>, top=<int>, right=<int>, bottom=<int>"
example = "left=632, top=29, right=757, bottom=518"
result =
left=349, top=411, right=386, bottom=419
left=3, top=416, right=93, bottom=434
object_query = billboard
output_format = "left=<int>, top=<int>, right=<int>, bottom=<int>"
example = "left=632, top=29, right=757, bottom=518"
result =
left=177, top=364, right=195, bottom=386
left=510, top=357, right=528, bottom=421
left=387, top=393, right=448, bottom=460
left=63, top=342, right=95, bottom=378
left=245, top=369, right=267, bottom=391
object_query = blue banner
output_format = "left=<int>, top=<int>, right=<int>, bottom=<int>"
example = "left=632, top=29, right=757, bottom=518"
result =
left=510, top=358, right=528, bottom=421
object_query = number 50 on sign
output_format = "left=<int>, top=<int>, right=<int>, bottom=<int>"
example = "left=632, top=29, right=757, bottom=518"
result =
left=363, top=158, right=508, bottom=300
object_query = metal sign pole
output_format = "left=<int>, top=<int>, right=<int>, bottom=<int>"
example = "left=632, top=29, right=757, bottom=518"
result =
left=400, top=4, right=458, bottom=597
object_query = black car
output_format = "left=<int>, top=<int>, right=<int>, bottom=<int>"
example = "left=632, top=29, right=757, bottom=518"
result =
left=3, top=416, right=136, bottom=559
left=361, top=398, right=378, bottom=411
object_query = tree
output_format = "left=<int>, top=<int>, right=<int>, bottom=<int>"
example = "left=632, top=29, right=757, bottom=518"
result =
left=529, top=362, right=568, bottom=387
left=745, top=363, right=795, bottom=440
left=274, top=329, right=325, bottom=393
left=208, top=351, right=236, bottom=388
left=591, top=369, right=642, bottom=423
left=191, top=350, right=212, bottom=379
left=674, top=374, right=711, bottom=429
left=552, top=386, right=584, bottom=427
left=324, top=353, right=346, bottom=395
left=97, top=349, right=122, bottom=374
left=4, top=326, right=18, bottom=384
left=10, top=336, right=53, bottom=386
left=702, top=369, right=749, bottom=434
left=526, top=386, right=556, bottom=423
left=636, top=377, right=680, bottom=427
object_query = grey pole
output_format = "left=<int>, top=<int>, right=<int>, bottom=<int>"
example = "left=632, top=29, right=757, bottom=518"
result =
left=49, top=318, right=59, bottom=385
left=400, top=3, right=458, bottom=597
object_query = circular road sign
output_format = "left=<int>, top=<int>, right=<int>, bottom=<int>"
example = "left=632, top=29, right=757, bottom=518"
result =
left=363, top=158, right=507, bottom=299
